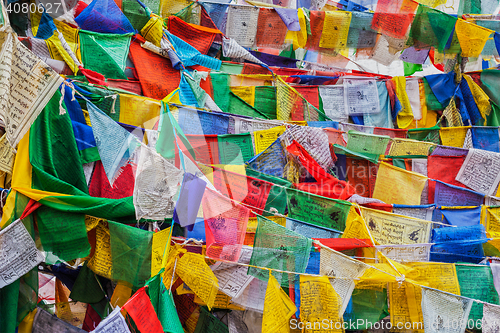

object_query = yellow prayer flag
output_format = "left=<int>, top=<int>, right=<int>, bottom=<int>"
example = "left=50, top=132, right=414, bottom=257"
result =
left=393, top=77, right=414, bottom=129
left=372, top=162, right=427, bottom=205
left=47, top=32, right=80, bottom=74
left=356, top=263, right=404, bottom=289
left=53, top=20, right=82, bottom=63
left=254, top=126, right=286, bottom=154
left=0, top=134, right=14, bottom=175
left=87, top=221, right=113, bottom=279
left=197, top=162, right=216, bottom=186
left=442, top=99, right=464, bottom=127
left=483, top=206, right=500, bottom=254
left=407, top=81, right=437, bottom=129
left=119, top=94, right=161, bottom=129
left=285, top=8, right=308, bottom=49
left=194, top=292, right=245, bottom=310
left=389, top=262, right=460, bottom=330
left=176, top=252, right=219, bottom=310
left=141, top=16, right=164, bottom=47
left=360, top=207, right=432, bottom=245
left=151, top=227, right=172, bottom=276
left=30, top=10, right=82, bottom=74
left=176, top=283, right=194, bottom=295
left=247, top=215, right=286, bottom=233
left=55, top=279, right=73, bottom=323
left=213, top=164, right=247, bottom=176
left=463, top=75, right=492, bottom=122
left=342, top=206, right=374, bottom=243
left=358, top=253, right=416, bottom=289
left=299, top=275, right=343, bottom=332
left=84, top=215, right=102, bottom=232
left=110, top=281, right=132, bottom=308
left=161, top=244, right=184, bottom=289
left=388, top=138, right=436, bottom=156
left=18, top=308, right=37, bottom=333
left=263, top=273, right=297, bottom=333
left=413, top=0, right=446, bottom=7
left=161, top=0, right=191, bottom=18
left=455, top=19, right=494, bottom=58
left=409, top=261, right=460, bottom=294
left=319, top=11, right=352, bottom=49
left=485, top=206, right=500, bottom=233
left=439, top=126, right=470, bottom=147
left=231, top=86, right=256, bottom=106
left=388, top=281, right=424, bottom=330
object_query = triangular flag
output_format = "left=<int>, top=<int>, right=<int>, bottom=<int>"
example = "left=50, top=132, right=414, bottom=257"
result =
left=87, top=101, right=140, bottom=185
left=75, top=0, right=135, bottom=34
left=222, top=37, right=268, bottom=67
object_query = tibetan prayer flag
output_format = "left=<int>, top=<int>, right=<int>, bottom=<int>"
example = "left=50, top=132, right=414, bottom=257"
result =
left=372, top=162, right=427, bottom=205
left=202, top=188, right=250, bottom=262
left=455, top=18, right=494, bottom=58
left=262, top=273, right=297, bottom=333
left=371, top=0, right=418, bottom=39
left=249, top=215, right=312, bottom=287
left=122, top=287, right=164, bottom=333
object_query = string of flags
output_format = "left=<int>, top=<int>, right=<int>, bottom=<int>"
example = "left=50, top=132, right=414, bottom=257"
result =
left=5, top=0, right=500, bottom=332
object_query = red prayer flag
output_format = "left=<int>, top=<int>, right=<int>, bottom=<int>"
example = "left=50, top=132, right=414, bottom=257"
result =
left=313, top=238, right=373, bottom=251
left=168, top=16, right=218, bottom=55
left=129, top=39, right=181, bottom=100
left=371, top=0, right=418, bottom=39
left=122, top=287, right=164, bottom=333
left=89, top=161, right=135, bottom=199
left=427, top=155, right=468, bottom=202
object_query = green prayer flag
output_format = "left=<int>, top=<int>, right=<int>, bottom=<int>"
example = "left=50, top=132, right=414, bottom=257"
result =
left=228, top=92, right=269, bottom=119
left=0, top=279, right=19, bottom=333
left=69, top=262, right=106, bottom=304
left=403, top=62, right=423, bottom=76
left=407, top=125, right=441, bottom=144
left=408, top=5, right=456, bottom=52
left=456, top=265, right=500, bottom=328
left=109, top=221, right=153, bottom=287
left=254, top=86, right=277, bottom=119
left=487, top=101, right=500, bottom=126
left=36, top=206, right=90, bottom=264
left=423, top=77, right=443, bottom=111
left=286, top=187, right=351, bottom=231
left=159, top=279, right=184, bottom=333
left=194, top=307, right=229, bottom=333
left=79, top=30, right=132, bottom=80
left=156, top=102, right=196, bottom=160
left=211, top=73, right=230, bottom=112
left=122, top=0, right=158, bottom=31
left=249, top=215, right=312, bottom=287
left=217, top=133, right=254, bottom=164
left=344, top=289, right=389, bottom=330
